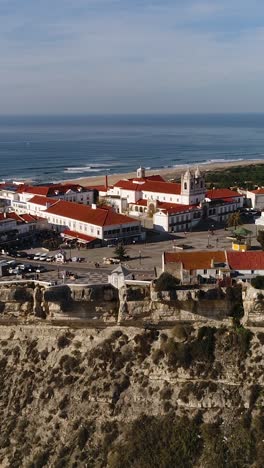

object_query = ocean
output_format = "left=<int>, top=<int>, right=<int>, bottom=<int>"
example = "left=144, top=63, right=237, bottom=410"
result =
left=0, top=114, right=264, bottom=184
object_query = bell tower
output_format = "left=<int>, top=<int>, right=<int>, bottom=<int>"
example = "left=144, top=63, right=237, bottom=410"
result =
left=137, top=167, right=146, bottom=179
left=181, top=166, right=205, bottom=205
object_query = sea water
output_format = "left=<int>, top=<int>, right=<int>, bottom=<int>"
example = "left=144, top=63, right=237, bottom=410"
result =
left=0, top=114, right=264, bottom=184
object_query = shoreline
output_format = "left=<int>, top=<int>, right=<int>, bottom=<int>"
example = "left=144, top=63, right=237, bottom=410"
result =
left=64, top=158, right=264, bottom=187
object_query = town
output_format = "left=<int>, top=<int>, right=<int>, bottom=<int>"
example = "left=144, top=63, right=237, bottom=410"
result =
left=0, top=165, right=264, bottom=288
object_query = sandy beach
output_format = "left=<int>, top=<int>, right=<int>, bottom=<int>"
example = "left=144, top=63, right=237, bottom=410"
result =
left=64, top=158, right=264, bottom=187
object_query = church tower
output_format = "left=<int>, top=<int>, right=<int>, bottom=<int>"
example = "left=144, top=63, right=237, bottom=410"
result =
left=180, top=166, right=205, bottom=205
left=137, top=167, right=146, bottom=179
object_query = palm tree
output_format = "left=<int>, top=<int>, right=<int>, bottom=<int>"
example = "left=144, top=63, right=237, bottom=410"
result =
left=227, top=211, right=243, bottom=229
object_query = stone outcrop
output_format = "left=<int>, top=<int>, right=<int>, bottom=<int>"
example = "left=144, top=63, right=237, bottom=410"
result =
left=118, top=285, right=239, bottom=324
left=242, top=284, right=264, bottom=326
left=0, top=283, right=119, bottom=322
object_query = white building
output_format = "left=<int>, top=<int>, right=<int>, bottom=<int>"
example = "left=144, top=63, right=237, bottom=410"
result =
left=98, top=167, right=244, bottom=232
left=0, top=182, right=95, bottom=212
left=162, top=250, right=264, bottom=284
left=246, top=188, right=264, bottom=211
left=40, top=200, right=144, bottom=243
left=108, top=265, right=133, bottom=289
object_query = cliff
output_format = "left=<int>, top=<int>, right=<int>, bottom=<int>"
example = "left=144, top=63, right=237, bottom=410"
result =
left=0, top=282, right=243, bottom=325
left=0, top=322, right=263, bottom=467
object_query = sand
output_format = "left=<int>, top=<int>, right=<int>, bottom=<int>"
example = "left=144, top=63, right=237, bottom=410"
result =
left=64, top=158, right=264, bottom=187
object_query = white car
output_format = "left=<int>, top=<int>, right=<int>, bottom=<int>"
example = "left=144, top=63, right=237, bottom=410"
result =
left=46, top=255, right=54, bottom=262
left=39, top=254, right=47, bottom=261
left=33, top=252, right=42, bottom=261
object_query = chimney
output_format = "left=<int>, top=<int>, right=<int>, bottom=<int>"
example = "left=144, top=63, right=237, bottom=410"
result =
left=91, top=203, right=97, bottom=210
left=105, top=174, right=108, bottom=189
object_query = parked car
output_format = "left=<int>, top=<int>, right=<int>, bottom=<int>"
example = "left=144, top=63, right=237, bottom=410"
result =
left=46, top=255, right=55, bottom=262
left=16, top=251, right=28, bottom=258
left=26, top=253, right=35, bottom=260
left=39, top=253, right=47, bottom=261
left=33, top=252, right=42, bottom=261
left=35, top=265, right=47, bottom=273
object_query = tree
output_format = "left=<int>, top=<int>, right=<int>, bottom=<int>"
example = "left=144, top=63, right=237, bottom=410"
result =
left=257, top=230, right=264, bottom=250
left=155, top=272, right=180, bottom=291
left=227, top=211, right=243, bottom=229
left=114, top=243, right=128, bottom=260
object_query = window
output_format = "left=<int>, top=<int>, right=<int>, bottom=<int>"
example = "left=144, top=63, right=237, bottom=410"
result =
left=184, top=182, right=187, bottom=190
left=203, top=269, right=207, bottom=274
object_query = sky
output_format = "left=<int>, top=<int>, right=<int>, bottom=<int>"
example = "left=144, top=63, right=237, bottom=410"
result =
left=1, top=0, right=264, bottom=114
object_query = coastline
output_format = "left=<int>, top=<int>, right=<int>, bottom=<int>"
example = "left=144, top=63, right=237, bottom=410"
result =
left=64, top=158, right=264, bottom=187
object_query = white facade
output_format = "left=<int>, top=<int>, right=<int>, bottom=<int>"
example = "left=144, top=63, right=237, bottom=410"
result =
left=41, top=208, right=142, bottom=241
left=180, top=167, right=205, bottom=205
left=246, top=190, right=264, bottom=210
left=255, top=212, right=264, bottom=227
left=153, top=208, right=202, bottom=232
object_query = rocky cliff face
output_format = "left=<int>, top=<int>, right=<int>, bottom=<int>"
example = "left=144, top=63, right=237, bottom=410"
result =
left=0, top=322, right=263, bottom=467
left=243, top=285, right=264, bottom=326
left=0, top=283, right=119, bottom=322
left=119, top=284, right=240, bottom=323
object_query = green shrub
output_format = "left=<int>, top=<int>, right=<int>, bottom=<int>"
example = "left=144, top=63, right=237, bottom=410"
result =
left=171, top=323, right=187, bottom=341
left=57, top=335, right=71, bottom=349
left=155, top=272, right=180, bottom=291
left=108, top=414, right=201, bottom=468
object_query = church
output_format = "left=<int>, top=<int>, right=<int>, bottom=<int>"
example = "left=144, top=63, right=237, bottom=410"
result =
left=98, top=167, right=243, bottom=232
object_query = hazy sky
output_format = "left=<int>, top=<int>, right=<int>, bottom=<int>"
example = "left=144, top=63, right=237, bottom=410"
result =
left=1, top=0, right=264, bottom=114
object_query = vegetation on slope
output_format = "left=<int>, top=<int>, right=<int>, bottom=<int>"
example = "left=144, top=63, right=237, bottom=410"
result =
left=0, top=324, right=262, bottom=467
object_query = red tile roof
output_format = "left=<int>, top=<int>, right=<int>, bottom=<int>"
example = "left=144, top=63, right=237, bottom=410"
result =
left=0, top=212, right=21, bottom=222
left=164, top=251, right=226, bottom=270
left=227, top=251, right=264, bottom=271
left=18, top=183, right=91, bottom=197
left=19, top=213, right=38, bottom=223
left=132, top=199, right=199, bottom=214
left=28, top=195, right=58, bottom=207
left=0, top=212, right=39, bottom=224
left=114, top=179, right=181, bottom=195
left=62, top=229, right=96, bottom=243
left=45, top=200, right=140, bottom=227
left=251, top=188, right=264, bottom=194
left=206, top=189, right=241, bottom=200
left=156, top=203, right=199, bottom=215
left=17, top=185, right=50, bottom=196
left=131, top=175, right=165, bottom=182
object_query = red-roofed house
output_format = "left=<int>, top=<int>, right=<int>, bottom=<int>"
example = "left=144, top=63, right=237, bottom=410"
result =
left=26, top=196, right=59, bottom=217
left=41, top=200, right=143, bottom=242
left=17, top=183, right=94, bottom=205
left=0, top=211, right=48, bottom=236
left=162, top=250, right=229, bottom=283
left=227, top=251, right=264, bottom=276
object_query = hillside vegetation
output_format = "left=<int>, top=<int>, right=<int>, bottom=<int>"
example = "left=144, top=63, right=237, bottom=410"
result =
left=0, top=324, right=263, bottom=467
